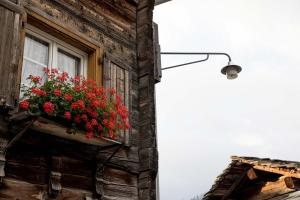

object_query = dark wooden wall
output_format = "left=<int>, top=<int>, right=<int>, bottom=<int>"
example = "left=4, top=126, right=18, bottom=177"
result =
left=0, top=0, right=158, bottom=199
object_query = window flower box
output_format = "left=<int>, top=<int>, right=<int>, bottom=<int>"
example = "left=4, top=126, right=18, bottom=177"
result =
left=31, top=117, right=121, bottom=146
left=19, top=68, right=130, bottom=144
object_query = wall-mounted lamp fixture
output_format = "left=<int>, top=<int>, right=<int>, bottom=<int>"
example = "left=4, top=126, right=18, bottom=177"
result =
left=160, top=52, right=242, bottom=80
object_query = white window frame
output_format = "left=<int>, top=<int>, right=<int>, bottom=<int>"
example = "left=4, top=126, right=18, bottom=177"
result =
left=24, top=24, right=88, bottom=77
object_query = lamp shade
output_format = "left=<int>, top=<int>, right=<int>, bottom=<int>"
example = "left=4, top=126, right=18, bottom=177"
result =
left=221, top=62, right=242, bottom=80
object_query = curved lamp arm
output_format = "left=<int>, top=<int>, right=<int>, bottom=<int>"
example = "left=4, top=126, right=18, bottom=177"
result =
left=160, top=52, right=232, bottom=70
left=160, top=52, right=242, bottom=80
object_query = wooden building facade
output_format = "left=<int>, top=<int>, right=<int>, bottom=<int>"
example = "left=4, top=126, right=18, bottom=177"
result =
left=0, top=0, right=162, bottom=199
left=204, top=156, right=300, bottom=200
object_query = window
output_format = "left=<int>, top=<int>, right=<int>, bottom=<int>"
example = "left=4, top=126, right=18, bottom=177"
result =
left=21, top=25, right=87, bottom=86
left=103, top=55, right=130, bottom=144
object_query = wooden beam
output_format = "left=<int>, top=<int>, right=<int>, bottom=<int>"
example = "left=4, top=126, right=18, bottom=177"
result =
left=247, top=168, right=258, bottom=180
left=253, top=165, right=300, bottom=179
left=221, top=169, right=249, bottom=200
left=155, top=0, right=172, bottom=6
left=220, top=168, right=257, bottom=199
left=0, top=0, right=23, bottom=14
left=248, top=176, right=295, bottom=200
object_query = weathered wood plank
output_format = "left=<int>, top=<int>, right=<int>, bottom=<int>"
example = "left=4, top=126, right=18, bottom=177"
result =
left=248, top=176, right=296, bottom=200
left=0, top=0, right=23, bottom=13
left=31, top=117, right=121, bottom=147
left=0, top=178, right=93, bottom=200
left=0, top=6, right=23, bottom=106
left=103, top=167, right=137, bottom=186
left=247, top=168, right=258, bottom=180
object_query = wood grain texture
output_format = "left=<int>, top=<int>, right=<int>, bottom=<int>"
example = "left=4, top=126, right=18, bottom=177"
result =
left=0, top=0, right=157, bottom=199
left=31, top=117, right=121, bottom=147
left=0, top=6, right=23, bottom=106
left=136, top=0, right=158, bottom=199
left=0, top=178, right=93, bottom=200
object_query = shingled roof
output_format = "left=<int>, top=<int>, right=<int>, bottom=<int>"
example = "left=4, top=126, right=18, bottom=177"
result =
left=203, top=156, right=300, bottom=200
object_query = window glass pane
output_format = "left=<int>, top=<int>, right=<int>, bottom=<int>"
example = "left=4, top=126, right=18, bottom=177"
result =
left=24, top=34, right=49, bottom=65
left=21, top=35, right=49, bottom=86
left=57, top=49, right=80, bottom=78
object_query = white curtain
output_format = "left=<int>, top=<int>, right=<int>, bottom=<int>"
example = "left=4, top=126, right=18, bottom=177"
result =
left=22, top=35, right=49, bottom=86
left=57, top=49, right=80, bottom=78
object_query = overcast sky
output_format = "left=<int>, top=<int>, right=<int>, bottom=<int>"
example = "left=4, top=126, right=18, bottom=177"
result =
left=153, top=0, right=300, bottom=199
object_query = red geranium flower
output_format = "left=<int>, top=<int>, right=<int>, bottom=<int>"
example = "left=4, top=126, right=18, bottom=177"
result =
left=78, top=100, right=85, bottom=110
left=109, top=88, right=116, bottom=95
left=109, top=110, right=117, bottom=119
left=21, top=70, right=130, bottom=141
left=58, top=72, right=68, bottom=81
left=64, top=93, right=73, bottom=101
left=86, top=92, right=96, bottom=100
left=99, top=101, right=106, bottom=109
left=71, top=102, right=78, bottom=110
left=91, top=100, right=100, bottom=108
left=52, top=68, right=59, bottom=74
left=90, top=111, right=99, bottom=118
left=32, top=88, right=46, bottom=96
left=81, top=114, right=88, bottom=122
left=53, top=89, right=62, bottom=97
left=74, top=85, right=81, bottom=92
left=85, top=122, right=93, bottom=131
left=43, top=102, right=55, bottom=114
left=43, top=67, right=50, bottom=74
left=107, top=120, right=115, bottom=129
left=64, top=111, right=71, bottom=120
left=85, top=131, right=93, bottom=139
left=103, top=119, right=108, bottom=126
left=98, top=124, right=103, bottom=131
left=125, top=121, right=130, bottom=129
left=74, top=115, right=81, bottom=124
left=73, top=76, right=81, bottom=83
left=19, top=100, right=30, bottom=110
left=29, top=75, right=41, bottom=84
left=91, top=119, right=98, bottom=126
left=108, top=130, right=115, bottom=139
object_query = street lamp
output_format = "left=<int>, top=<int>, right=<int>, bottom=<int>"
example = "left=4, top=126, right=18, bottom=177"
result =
left=160, top=52, right=242, bottom=80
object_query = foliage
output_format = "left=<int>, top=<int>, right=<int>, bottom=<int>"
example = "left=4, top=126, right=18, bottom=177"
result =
left=19, top=68, right=130, bottom=140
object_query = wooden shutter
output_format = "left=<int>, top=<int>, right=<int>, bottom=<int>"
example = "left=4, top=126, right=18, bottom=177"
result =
left=153, top=22, right=162, bottom=83
left=103, top=55, right=130, bottom=145
left=0, top=0, right=25, bottom=107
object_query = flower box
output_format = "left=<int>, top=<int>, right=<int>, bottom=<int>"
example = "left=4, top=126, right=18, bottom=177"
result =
left=31, top=117, right=121, bottom=146
left=19, top=68, right=130, bottom=143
